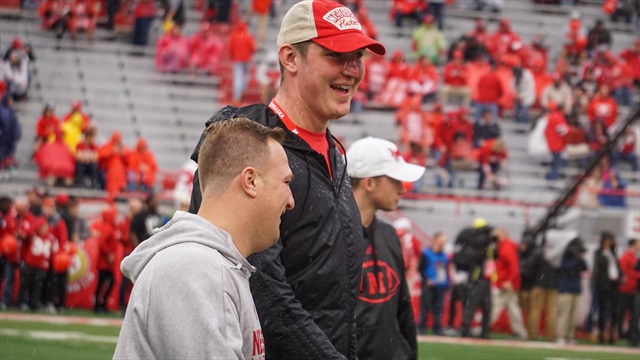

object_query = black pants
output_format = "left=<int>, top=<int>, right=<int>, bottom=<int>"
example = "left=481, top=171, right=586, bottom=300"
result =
left=597, top=286, right=620, bottom=341
left=94, top=270, right=114, bottom=312
left=461, top=280, right=491, bottom=338
left=448, top=284, right=466, bottom=328
left=119, top=276, right=132, bottom=311
left=629, top=290, right=640, bottom=346
left=106, top=0, right=120, bottom=30
left=18, top=264, right=47, bottom=310
left=45, top=271, right=68, bottom=309
left=618, top=292, right=635, bottom=339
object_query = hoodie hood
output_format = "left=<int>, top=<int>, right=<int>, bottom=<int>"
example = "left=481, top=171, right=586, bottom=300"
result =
left=121, top=211, right=255, bottom=281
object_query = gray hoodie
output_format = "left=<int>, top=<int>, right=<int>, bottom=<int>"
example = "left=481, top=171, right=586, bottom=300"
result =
left=113, top=211, right=265, bottom=360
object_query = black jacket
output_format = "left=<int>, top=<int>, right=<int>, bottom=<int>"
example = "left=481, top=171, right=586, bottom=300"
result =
left=531, top=247, right=559, bottom=290
left=355, top=217, right=417, bottom=360
left=189, top=104, right=364, bottom=360
left=592, top=248, right=622, bottom=294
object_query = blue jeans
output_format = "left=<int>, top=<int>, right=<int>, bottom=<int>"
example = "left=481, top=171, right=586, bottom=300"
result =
left=435, top=160, right=454, bottom=188
left=2, top=262, right=17, bottom=305
left=232, top=62, right=250, bottom=101
left=132, top=17, right=154, bottom=46
left=475, top=102, right=498, bottom=123
left=420, top=284, right=447, bottom=333
left=612, top=151, right=639, bottom=172
left=612, top=87, right=633, bottom=107
left=428, top=2, right=445, bottom=30
left=546, top=151, right=564, bottom=180
left=514, top=102, right=530, bottom=124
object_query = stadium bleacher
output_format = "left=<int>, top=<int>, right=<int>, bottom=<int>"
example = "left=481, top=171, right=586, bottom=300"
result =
left=0, top=0, right=637, bottom=242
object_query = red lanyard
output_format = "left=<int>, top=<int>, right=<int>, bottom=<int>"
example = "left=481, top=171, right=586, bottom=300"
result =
left=268, top=100, right=299, bottom=135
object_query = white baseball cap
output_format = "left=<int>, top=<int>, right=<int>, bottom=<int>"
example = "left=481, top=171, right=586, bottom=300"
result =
left=346, top=137, right=425, bottom=182
left=277, top=0, right=385, bottom=55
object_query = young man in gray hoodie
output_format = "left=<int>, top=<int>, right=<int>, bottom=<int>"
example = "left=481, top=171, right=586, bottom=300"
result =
left=113, top=118, right=294, bottom=360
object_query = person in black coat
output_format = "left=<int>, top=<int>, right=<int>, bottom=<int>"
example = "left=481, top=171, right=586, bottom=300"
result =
left=347, top=137, right=424, bottom=360
left=592, top=231, right=622, bottom=344
left=629, top=256, right=640, bottom=347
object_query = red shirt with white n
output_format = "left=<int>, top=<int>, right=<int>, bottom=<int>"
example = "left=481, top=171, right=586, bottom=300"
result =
left=24, top=231, right=56, bottom=271
left=269, top=100, right=332, bottom=177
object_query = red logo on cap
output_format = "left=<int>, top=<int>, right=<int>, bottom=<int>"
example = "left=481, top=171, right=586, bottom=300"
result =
left=389, top=148, right=402, bottom=161
left=322, top=7, right=362, bottom=31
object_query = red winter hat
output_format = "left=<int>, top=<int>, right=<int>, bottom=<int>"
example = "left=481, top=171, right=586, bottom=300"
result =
left=55, top=192, right=70, bottom=206
left=277, top=0, right=385, bottom=55
left=11, top=37, right=23, bottom=49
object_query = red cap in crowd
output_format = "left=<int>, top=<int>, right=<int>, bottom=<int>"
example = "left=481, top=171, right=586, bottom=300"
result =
left=55, top=192, right=70, bottom=206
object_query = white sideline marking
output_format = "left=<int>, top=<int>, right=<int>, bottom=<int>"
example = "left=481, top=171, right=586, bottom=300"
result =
left=0, top=328, right=118, bottom=344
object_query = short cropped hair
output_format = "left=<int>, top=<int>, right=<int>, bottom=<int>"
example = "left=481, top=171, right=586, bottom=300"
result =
left=198, top=117, right=286, bottom=196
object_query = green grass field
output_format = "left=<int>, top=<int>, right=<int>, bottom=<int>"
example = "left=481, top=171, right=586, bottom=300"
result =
left=1, top=318, right=638, bottom=360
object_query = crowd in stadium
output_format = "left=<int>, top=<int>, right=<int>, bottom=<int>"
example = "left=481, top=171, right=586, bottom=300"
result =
left=0, top=0, right=639, bottom=355
left=0, top=189, right=639, bottom=347
left=399, top=217, right=640, bottom=346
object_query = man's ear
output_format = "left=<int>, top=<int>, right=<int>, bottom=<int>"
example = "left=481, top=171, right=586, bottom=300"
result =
left=279, top=45, right=298, bottom=75
left=362, top=177, right=376, bottom=192
left=240, top=167, right=258, bottom=198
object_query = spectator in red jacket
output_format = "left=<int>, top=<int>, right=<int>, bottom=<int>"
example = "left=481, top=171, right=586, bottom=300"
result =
left=564, top=12, right=587, bottom=65
left=619, top=40, right=640, bottom=86
left=407, top=55, right=439, bottom=103
left=375, top=50, right=410, bottom=107
left=607, top=56, right=634, bottom=107
left=34, top=103, right=60, bottom=154
left=587, top=84, right=618, bottom=129
left=125, top=138, right=158, bottom=192
left=98, top=132, right=128, bottom=200
left=187, top=22, right=225, bottom=75
left=75, top=126, right=100, bottom=189
left=34, top=130, right=76, bottom=187
left=477, top=138, right=507, bottom=190
left=38, top=0, right=68, bottom=35
left=363, top=51, right=390, bottom=100
left=155, top=24, right=189, bottom=73
left=490, top=228, right=528, bottom=339
left=441, top=50, right=471, bottom=108
left=440, top=108, right=474, bottom=148
left=93, top=204, right=119, bottom=313
left=67, top=0, right=99, bottom=41
left=474, top=63, right=503, bottom=123
left=396, top=94, right=432, bottom=154
left=392, top=0, right=426, bottom=30
left=229, top=21, right=256, bottom=103
left=17, top=216, right=53, bottom=312
left=489, top=19, right=521, bottom=59
left=544, top=105, right=569, bottom=180
left=618, top=239, right=640, bottom=341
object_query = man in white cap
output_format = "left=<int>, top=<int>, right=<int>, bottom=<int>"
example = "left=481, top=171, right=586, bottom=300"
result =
left=188, top=0, right=385, bottom=358
left=347, top=137, right=424, bottom=360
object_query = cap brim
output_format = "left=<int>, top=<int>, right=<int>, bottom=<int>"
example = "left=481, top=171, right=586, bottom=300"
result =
left=387, top=163, right=426, bottom=183
left=312, top=32, right=386, bottom=55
